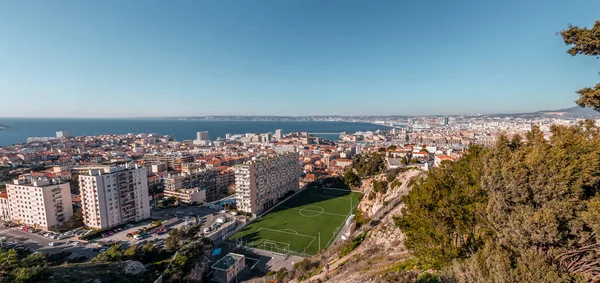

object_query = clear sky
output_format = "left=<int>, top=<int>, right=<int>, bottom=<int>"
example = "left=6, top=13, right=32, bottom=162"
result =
left=1, top=0, right=599, bottom=117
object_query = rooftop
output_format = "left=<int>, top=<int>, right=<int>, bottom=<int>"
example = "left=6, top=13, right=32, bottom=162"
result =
left=211, top=253, right=244, bottom=271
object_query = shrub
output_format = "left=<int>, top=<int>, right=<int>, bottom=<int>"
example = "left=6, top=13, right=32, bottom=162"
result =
left=339, top=233, right=367, bottom=258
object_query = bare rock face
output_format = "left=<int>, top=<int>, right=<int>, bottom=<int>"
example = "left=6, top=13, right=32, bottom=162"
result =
left=358, top=169, right=423, bottom=218
left=123, top=260, right=146, bottom=275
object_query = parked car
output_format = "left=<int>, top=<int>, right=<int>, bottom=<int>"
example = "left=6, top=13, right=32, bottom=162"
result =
left=125, top=224, right=134, bottom=229
left=133, top=234, right=147, bottom=240
left=48, top=242, right=59, bottom=247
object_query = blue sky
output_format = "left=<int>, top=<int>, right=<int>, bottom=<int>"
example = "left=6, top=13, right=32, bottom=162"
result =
left=0, top=0, right=599, bottom=117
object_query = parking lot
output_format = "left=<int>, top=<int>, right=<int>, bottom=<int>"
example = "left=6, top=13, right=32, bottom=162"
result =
left=0, top=204, right=242, bottom=260
left=98, top=205, right=237, bottom=246
left=0, top=226, right=98, bottom=258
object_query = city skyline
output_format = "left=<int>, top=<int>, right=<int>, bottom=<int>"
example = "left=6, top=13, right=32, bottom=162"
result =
left=1, top=0, right=600, bottom=117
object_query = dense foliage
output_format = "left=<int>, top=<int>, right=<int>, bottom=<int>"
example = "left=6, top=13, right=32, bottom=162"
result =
left=341, top=168, right=361, bottom=188
left=560, top=21, right=600, bottom=110
left=396, top=122, right=600, bottom=281
left=352, top=153, right=386, bottom=177
left=0, top=249, right=49, bottom=283
left=395, top=145, right=488, bottom=268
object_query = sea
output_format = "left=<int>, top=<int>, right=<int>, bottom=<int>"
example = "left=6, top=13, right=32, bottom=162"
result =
left=0, top=118, right=390, bottom=146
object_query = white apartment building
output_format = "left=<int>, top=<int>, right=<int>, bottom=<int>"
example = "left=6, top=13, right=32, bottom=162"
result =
left=275, top=129, right=283, bottom=140
left=79, top=163, right=150, bottom=230
left=163, top=188, right=206, bottom=204
left=5, top=175, right=73, bottom=230
left=235, top=152, right=300, bottom=215
left=0, top=192, right=10, bottom=222
left=197, top=131, right=209, bottom=141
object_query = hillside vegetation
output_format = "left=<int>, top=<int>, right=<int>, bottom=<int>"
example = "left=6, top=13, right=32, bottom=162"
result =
left=397, top=122, right=600, bottom=282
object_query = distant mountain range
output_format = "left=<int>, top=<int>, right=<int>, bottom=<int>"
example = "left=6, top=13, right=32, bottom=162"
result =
left=494, top=106, right=600, bottom=118
left=171, top=107, right=600, bottom=122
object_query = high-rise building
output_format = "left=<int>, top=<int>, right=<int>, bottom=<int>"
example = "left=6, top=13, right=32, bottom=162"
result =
left=264, top=133, right=272, bottom=142
left=197, top=131, right=210, bottom=141
left=56, top=130, right=72, bottom=139
left=235, top=152, right=300, bottom=215
left=5, top=174, right=73, bottom=230
left=275, top=129, right=283, bottom=140
left=79, top=163, right=150, bottom=230
left=444, top=116, right=449, bottom=126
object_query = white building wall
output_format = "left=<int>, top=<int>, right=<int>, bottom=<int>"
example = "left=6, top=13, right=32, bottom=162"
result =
left=6, top=181, right=72, bottom=230
left=79, top=165, right=150, bottom=230
left=0, top=197, right=10, bottom=221
left=235, top=152, right=299, bottom=215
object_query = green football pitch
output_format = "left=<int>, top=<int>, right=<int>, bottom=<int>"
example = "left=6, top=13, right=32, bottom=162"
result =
left=229, top=187, right=363, bottom=256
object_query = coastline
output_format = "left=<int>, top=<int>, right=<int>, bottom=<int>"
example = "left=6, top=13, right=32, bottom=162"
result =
left=0, top=119, right=390, bottom=147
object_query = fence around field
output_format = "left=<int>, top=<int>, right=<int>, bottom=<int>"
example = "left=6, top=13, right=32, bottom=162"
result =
left=224, top=239, right=312, bottom=258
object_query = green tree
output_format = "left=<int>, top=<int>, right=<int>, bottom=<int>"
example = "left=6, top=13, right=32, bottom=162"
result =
left=165, top=229, right=183, bottom=251
left=92, top=245, right=124, bottom=263
left=395, top=145, right=488, bottom=268
left=341, top=168, right=361, bottom=188
left=560, top=21, right=600, bottom=109
left=372, top=180, right=388, bottom=194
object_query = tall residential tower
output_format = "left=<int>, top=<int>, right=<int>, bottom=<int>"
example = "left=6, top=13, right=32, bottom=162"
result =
left=235, top=152, right=299, bottom=215
left=79, top=163, right=150, bottom=230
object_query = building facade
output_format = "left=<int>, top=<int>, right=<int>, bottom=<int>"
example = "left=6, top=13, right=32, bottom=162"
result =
left=197, top=131, right=210, bottom=141
left=5, top=175, right=73, bottom=230
left=0, top=192, right=10, bottom=222
left=235, top=152, right=300, bottom=215
left=275, top=129, right=283, bottom=140
left=79, top=163, right=150, bottom=230
left=143, top=154, right=194, bottom=171
left=163, top=188, right=206, bottom=204
left=217, top=169, right=235, bottom=195
left=164, top=168, right=218, bottom=201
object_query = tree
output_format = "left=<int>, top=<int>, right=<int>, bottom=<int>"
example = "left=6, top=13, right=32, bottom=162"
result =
left=372, top=180, right=388, bottom=194
left=352, top=153, right=386, bottom=177
left=341, top=168, right=361, bottom=188
left=165, top=229, right=183, bottom=251
left=92, top=245, right=124, bottom=263
left=395, top=145, right=488, bottom=268
left=560, top=21, right=600, bottom=110
left=0, top=249, right=49, bottom=283
left=148, top=183, right=162, bottom=196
